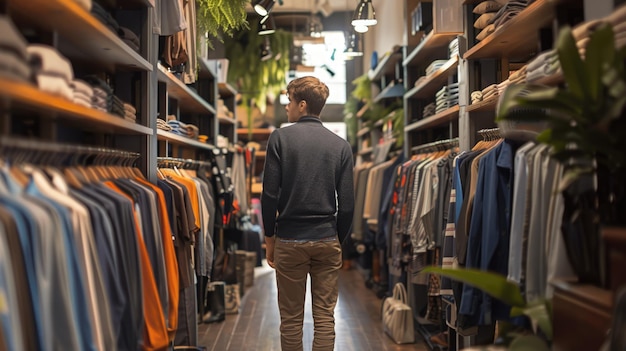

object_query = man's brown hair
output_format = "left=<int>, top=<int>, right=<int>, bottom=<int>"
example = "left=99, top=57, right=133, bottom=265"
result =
left=286, top=76, right=330, bottom=116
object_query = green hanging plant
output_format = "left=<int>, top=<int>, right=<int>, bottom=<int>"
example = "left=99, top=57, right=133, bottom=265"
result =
left=196, top=0, right=250, bottom=48
left=343, top=96, right=360, bottom=149
left=225, top=22, right=292, bottom=130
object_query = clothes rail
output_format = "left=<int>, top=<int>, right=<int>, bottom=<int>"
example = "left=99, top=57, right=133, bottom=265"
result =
left=157, top=156, right=212, bottom=169
left=410, top=137, right=459, bottom=154
left=477, top=128, right=501, bottom=141
left=0, top=136, right=140, bottom=166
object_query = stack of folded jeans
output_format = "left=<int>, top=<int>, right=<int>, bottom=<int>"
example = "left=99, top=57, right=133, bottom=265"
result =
left=435, top=83, right=459, bottom=114
left=167, top=120, right=193, bottom=138
left=72, top=79, right=94, bottom=108
left=0, top=16, right=32, bottom=83
left=28, top=44, right=74, bottom=101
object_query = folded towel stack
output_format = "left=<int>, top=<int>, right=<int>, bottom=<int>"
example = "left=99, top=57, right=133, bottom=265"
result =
left=471, top=90, right=483, bottom=104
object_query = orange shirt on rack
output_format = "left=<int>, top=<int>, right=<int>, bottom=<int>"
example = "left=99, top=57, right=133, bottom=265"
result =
left=104, top=181, right=169, bottom=351
left=134, top=177, right=180, bottom=341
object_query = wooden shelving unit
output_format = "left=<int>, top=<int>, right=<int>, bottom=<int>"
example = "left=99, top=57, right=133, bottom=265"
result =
left=156, top=130, right=215, bottom=151
left=404, top=31, right=460, bottom=67
left=405, top=55, right=459, bottom=100
left=9, top=0, right=152, bottom=71
left=0, top=78, right=152, bottom=135
left=405, top=105, right=460, bottom=132
left=157, top=64, right=216, bottom=115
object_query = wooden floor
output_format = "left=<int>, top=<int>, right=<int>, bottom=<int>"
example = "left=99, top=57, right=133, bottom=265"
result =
left=198, top=261, right=430, bottom=351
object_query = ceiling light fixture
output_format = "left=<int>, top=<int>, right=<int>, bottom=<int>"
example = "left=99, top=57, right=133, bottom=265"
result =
left=254, top=0, right=275, bottom=17
left=258, top=15, right=276, bottom=35
left=354, top=24, right=369, bottom=33
left=343, top=32, right=363, bottom=58
left=351, top=0, right=377, bottom=27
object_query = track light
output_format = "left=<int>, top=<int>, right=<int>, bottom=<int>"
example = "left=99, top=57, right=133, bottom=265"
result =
left=258, top=15, right=275, bottom=35
left=351, top=0, right=377, bottom=27
left=254, top=0, right=275, bottom=17
left=260, top=38, right=273, bottom=61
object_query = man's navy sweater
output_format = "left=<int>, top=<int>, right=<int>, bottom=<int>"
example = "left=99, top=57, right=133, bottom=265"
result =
left=261, top=116, right=355, bottom=243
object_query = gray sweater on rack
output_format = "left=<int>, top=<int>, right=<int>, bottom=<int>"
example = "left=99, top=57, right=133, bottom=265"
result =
left=261, top=116, right=355, bottom=243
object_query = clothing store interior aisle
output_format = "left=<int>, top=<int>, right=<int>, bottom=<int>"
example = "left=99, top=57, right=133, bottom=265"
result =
left=198, top=261, right=429, bottom=351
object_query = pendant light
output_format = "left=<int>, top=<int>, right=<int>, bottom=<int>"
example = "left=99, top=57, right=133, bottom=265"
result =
left=351, top=0, right=377, bottom=27
left=343, top=32, right=363, bottom=58
left=254, top=0, right=275, bottom=17
left=258, top=14, right=276, bottom=35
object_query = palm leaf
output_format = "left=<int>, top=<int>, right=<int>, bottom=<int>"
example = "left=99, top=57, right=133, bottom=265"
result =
left=421, top=267, right=525, bottom=307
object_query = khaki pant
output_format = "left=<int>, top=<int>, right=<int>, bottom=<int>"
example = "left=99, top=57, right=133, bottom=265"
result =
left=274, top=237, right=342, bottom=351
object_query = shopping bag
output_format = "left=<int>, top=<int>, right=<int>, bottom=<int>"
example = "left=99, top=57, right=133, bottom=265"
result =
left=382, top=282, right=415, bottom=344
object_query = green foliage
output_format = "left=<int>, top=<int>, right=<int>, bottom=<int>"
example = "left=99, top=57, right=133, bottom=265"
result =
left=423, top=267, right=553, bottom=349
left=196, top=0, right=250, bottom=48
left=344, top=97, right=360, bottom=148
left=224, top=24, right=292, bottom=123
left=496, top=24, right=626, bottom=181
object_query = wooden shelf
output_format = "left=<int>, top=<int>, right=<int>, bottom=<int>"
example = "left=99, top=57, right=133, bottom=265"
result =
left=0, top=77, right=152, bottom=135
left=9, top=0, right=152, bottom=71
left=368, top=50, right=403, bottom=81
left=157, top=129, right=215, bottom=151
left=467, top=95, right=499, bottom=113
left=405, top=56, right=459, bottom=100
left=237, top=128, right=273, bottom=139
left=218, top=83, right=238, bottom=98
left=404, top=31, right=460, bottom=67
left=157, top=64, right=216, bottom=115
left=405, top=105, right=460, bottom=132
left=463, top=0, right=557, bottom=60
left=218, top=116, right=236, bottom=125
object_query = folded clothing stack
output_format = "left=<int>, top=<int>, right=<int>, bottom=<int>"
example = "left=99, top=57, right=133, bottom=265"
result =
left=491, top=0, right=534, bottom=29
left=167, top=120, right=192, bottom=137
left=83, top=75, right=113, bottom=113
left=472, top=0, right=503, bottom=41
left=111, top=94, right=125, bottom=118
left=423, top=102, right=437, bottom=118
left=157, top=118, right=171, bottom=131
left=124, top=103, right=137, bottom=122
left=72, top=79, right=94, bottom=108
left=426, top=59, right=449, bottom=76
left=118, top=27, right=140, bottom=53
left=73, top=0, right=92, bottom=11
left=525, top=49, right=560, bottom=82
left=449, top=37, right=460, bottom=58
left=508, top=66, right=527, bottom=84
left=435, top=83, right=459, bottom=114
left=471, top=90, right=483, bottom=104
left=91, top=2, right=119, bottom=34
left=481, top=83, right=499, bottom=100
left=28, top=44, right=74, bottom=101
left=0, top=16, right=32, bottom=83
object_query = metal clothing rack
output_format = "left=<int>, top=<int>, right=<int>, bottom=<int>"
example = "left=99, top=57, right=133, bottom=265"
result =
left=0, top=136, right=141, bottom=166
left=156, top=156, right=212, bottom=170
left=477, top=127, right=501, bottom=141
left=411, top=137, right=459, bottom=154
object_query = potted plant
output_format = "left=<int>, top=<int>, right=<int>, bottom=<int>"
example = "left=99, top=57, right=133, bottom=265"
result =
left=496, top=23, right=626, bottom=286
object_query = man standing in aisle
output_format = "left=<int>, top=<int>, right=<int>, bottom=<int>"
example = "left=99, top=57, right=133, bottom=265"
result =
left=262, top=76, right=355, bottom=351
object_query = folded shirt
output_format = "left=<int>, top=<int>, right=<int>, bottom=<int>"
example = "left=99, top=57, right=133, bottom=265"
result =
left=73, top=0, right=92, bottom=11
left=72, top=79, right=94, bottom=98
left=0, top=50, right=32, bottom=82
left=35, top=74, right=73, bottom=100
left=28, top=44, right=74, bottom=82
left=123, top=102, right=137, bottom=115
left=0, top=15, right=29, bottom=61
left=157, top=118, right=171, bottom=131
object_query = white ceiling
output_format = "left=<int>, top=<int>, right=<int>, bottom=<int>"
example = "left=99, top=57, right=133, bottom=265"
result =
left=252, top=0, right=358, bottom=16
